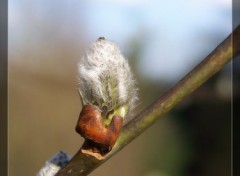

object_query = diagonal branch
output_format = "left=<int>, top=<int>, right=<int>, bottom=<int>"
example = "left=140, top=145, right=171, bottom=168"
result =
left=56, top=25, right=240, bottom=176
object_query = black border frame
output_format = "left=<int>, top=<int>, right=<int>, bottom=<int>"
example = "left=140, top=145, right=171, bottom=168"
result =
left=233, top=0, right=240, bottom=175
left=0, top=0, right=8, bottom=175
left=0, top=1, right=238, bottom=176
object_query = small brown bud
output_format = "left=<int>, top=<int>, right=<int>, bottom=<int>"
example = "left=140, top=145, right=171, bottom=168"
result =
left=75, top=105, right=123, bottom=155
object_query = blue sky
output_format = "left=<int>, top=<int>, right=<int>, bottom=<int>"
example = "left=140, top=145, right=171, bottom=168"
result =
left=9, top=0, right=232, bottom=81
left=81, top=0, right=232, bottom=81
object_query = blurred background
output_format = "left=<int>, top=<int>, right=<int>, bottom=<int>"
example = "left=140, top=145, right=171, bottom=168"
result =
left=9, top=0, right=234, bottom=175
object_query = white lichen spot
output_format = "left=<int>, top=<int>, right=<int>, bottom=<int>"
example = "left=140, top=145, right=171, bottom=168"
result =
left=37, top=151, right=71, bottom=176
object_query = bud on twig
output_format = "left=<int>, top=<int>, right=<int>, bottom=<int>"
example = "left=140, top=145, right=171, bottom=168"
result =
left=76, top=37, right=138, bottom=158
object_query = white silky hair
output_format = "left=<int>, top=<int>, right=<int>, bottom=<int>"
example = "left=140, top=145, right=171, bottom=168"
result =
left=78, top=37, right=138, bottom=115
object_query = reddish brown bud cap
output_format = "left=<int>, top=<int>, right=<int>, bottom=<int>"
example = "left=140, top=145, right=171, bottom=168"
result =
left=75, top=105, right=123, bottom=154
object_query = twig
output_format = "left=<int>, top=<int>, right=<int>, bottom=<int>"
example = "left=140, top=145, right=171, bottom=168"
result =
left=56, top=26, right=240, bottom=176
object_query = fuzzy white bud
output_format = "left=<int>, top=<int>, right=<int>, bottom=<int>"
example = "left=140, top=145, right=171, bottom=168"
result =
left=78, top=37, right=137, bottom=119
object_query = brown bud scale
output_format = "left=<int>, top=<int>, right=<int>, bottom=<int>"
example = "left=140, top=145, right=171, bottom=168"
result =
left=75, top=105, right=123, bottom=155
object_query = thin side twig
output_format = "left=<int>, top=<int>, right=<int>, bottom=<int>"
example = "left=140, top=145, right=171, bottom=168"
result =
left=56, top=26, right=240, bottom=176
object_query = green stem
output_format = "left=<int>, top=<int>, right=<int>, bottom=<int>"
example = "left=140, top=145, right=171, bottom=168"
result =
left=56, top=26, right=240, bottom=176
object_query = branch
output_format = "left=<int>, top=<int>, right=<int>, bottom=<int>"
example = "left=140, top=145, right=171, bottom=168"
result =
left=56, top=26, right=240, bottom=176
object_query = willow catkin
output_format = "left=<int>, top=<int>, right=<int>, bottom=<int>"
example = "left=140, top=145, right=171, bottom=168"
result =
left=78, top=37, right=138, bottom=119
